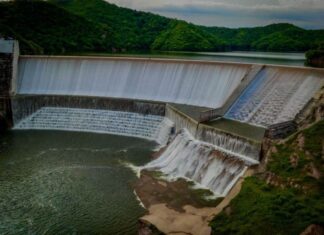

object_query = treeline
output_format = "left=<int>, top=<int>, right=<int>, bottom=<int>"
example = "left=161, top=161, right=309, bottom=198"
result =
left=1, top=0, right=323, bottom=54
left=0, top=1, right=113, bottom=54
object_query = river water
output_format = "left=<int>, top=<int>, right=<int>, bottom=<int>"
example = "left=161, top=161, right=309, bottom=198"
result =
left=0, top=130, right=156, bottom=235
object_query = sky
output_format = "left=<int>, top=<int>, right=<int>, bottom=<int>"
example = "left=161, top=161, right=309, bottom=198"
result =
left=105, top=0, right=324, bottom=29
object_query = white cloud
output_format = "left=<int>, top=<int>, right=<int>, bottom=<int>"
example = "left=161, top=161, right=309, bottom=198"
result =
left=105, top=0, right=324, bottom=28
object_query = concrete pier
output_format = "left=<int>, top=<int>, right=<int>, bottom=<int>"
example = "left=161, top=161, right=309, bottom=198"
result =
left=0, top=39, right=19, bottom=131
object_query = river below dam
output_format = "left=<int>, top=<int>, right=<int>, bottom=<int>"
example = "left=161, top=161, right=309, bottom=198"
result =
left=0, top=130, right=156, bottom=235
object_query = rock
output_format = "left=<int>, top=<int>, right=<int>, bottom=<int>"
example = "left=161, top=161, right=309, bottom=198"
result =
left=305, top=163, right=321, bottom=180
left=297, top=134, right=305, bottom=150
left=224, top=206, right=232, bottom=216
left=296, top=88, right=324, bottom=129
left=300, top=224, right=324, bottom=235
left=290, top=154, right=299, bottom=168
left=271, top=146, right=278, bottom=154
left=138, top=219, right=164, bottom=235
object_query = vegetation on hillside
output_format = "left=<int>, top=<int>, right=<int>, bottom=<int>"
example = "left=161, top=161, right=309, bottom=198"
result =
left=151, top=21, right=225, bottom=51
left=1, top=0, right=324, bottom=54
left=306, top=50, right=324, bottom=68
left=210, top=120, right=324, bottom=235
left=49, top=0, right=171, bottom=51
left=55, top=0, right=324, bottom=53
left=0, top=1, right=113, bottom=54
left=202, top=24, right=324, bottom=52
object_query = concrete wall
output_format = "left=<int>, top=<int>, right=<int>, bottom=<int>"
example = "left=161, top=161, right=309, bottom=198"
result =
left=0, top=53, right=13, bottom=130
left=0, top=39, right=19, bottom=130
left=165, top=104, right=199, bottom=137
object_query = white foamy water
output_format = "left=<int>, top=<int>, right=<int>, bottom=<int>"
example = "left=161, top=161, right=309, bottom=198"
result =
left=144, top=130, right=248, bottom=196
left=17, top=57, right=249, bottom=108
left=13, top=107, right=173, bottom=145
left=226, top=67, right=324, bottom=127
left=196, top=126, right=261, bottom=161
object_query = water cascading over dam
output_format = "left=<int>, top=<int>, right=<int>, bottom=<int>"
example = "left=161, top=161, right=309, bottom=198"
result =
left=195, top=124, right=261, bottom=163
left=14, top=107, right=173, bottom=146
left=12, top=55, right=323, bottom=197
left=144, top=130, right=248, bottom=196
left=225, top=67, right=324, bottom=127
left=16, top=56, right=249, bottom=108
left=165, top=104, right=262, bottom=163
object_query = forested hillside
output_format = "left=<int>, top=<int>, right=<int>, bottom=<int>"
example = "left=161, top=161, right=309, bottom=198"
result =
left=0, top=1, right=113, bottom=54
left=201, top=24, right=324, bottom=51
left=1, top=0, right=323, bottom=54
left=50, top=0, right=171, bottom=50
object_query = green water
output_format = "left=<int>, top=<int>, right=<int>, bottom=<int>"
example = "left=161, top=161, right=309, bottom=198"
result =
left=72, top=51, right=306, bottom=67
left=0, top=130, right=156, bottom=235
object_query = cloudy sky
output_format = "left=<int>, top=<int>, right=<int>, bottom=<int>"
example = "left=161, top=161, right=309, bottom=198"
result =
left=105, top=0, right=324, bottom=29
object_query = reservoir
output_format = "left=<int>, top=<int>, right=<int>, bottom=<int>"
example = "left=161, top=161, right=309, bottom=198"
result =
left=0, top=130, right=155, bottom=234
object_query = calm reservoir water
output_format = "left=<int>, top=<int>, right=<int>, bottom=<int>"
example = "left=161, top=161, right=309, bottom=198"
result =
left=0, top=130, right=156, bottom=235
left=75, top=51, right=306, bottom=67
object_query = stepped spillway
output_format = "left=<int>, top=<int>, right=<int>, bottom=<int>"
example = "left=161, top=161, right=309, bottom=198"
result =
left=144, top=130, right=250, bottom=196
left=225, top=67, right=324, bottom=127
left=17, top=57, right=249, bottom=108
left=196, top=125, right=261, bottom=162
left=14, top=107, right=173, bottom=145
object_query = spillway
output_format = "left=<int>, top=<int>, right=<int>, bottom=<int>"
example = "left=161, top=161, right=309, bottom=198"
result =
left=196, top=124, right=261, bottom=162
left=225, top=67, right=324, bottom=127
left=10, top=56, right=324, bottom=198
left=14, top=107, right=173, bottom=145
left=144, top=130, right=248, bottom=196
left=17, top=57, right=249, bottom=108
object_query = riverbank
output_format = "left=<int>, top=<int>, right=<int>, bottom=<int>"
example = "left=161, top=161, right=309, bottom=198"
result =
left=136, top=168, right=255, bottom=235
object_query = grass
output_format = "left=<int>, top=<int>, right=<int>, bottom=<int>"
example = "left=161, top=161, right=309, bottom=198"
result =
left=210, top=177, right=324, bottom=235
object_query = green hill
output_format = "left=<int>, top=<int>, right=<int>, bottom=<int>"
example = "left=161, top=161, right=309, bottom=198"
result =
left=50, top=0, right=171, bottom=50
left=151, top=21, right=225, bottom=51
left=54, top=0, right=323, bottom=52
left=202, top=23, right=324, bottom=51
left=1, top=0, right=323, bottom=54
left=0, top=1, right=113, bottom=54
left=210, top=120, right=324, bottom=235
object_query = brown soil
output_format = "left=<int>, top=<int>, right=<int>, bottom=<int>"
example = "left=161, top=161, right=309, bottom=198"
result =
left=134, top=170, right=222, bottom=212
left=137, top=169, right=254, bottom=235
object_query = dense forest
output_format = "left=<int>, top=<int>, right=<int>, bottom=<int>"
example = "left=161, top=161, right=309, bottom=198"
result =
left=1, top=0, right=324, bottom=54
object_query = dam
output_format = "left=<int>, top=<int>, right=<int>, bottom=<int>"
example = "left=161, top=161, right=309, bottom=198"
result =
left=8, top=53, right=324, bottom=194
left=1, top=41, right=324, bottom=233
left=17, top=56, right=249, bottom=108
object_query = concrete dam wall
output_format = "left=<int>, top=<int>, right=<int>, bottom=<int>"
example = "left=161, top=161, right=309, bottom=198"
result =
left=16, top=56, right=250, bottom=109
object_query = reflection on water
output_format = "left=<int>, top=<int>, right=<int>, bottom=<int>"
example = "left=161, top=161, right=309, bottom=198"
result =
left=71, top=51, right=306, bottom=67
left=0, top=130, right=156, bottom=235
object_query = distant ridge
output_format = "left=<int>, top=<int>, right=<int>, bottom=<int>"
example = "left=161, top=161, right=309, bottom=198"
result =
left=1, top=0, right=323, bottom=54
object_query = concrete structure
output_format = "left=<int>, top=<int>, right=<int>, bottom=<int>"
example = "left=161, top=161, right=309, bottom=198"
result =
left=0, top=39, right=19, bottom=131
left=2, top=50, right=323, bottom=138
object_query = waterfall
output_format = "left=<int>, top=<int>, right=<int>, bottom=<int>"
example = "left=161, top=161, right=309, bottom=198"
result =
left=11, top=96, right=166, bottom=127
left=13, top=107, right=173, bottom=145
left=17, top=57, right=249, bottom=108
left=196, top=125, right=261, bottom=162
left=165, top=105, right=198, bottom=136
left=144, top=130, right=249, bottom=196
left=225, top=67, right=324, bottom=127
left=154, top=118, right=174, bottom=146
